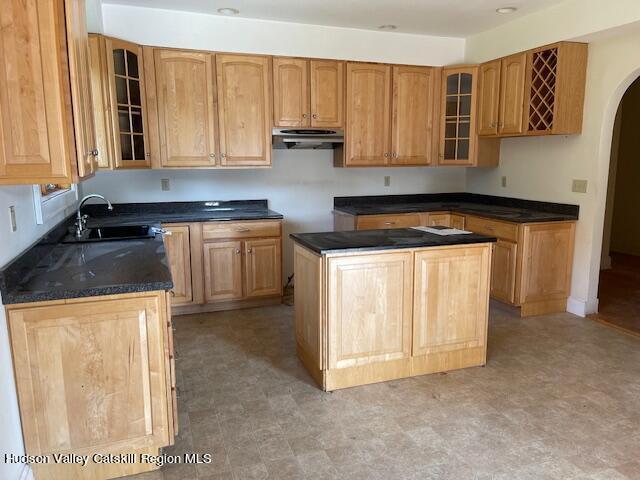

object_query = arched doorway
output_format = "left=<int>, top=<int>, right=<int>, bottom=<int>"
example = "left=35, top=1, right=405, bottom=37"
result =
left=596, top=75, right=640, bottom=334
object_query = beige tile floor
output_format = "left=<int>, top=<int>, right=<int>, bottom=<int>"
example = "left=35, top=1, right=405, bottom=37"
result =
left=127, top=301, right=640, bottom=480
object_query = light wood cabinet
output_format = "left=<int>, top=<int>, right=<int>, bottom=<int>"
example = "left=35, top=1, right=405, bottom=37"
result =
left=491, top=239, right=518, bottom=303
left=477, top=60, right=501, bottom=136
left=439, top=66, right=500, bottom=167
left=105, top=37, right=152, bottom=168
left=340, top=63, right=439, bottom=167
left=65, top=0, right=98, bottom=179
left=245, top=238, right=282, bottom=298
left=413, top=245, right=490, bottom=356
left=203, top=240, right=243, bottom=302
left=391, top=66, right=440, bottom=166
left=356, top=213, right=423, bottom=230
left=327, top=251, right=413, bottom=369
left=450, top=214, right=465, bottom=229
left=478, top=43, right=587, bottom=138
left=273, top=57, right=344, bottom=128
left=154, top=49, right=218, bottom=167
left=499, top=53, right=527, bottom=135
left=294, top=242, right=492, bottom=391
left=6, top=291, right=173, bottom=479
left=273, top=57, right=310, bottom=127
left=88, top=34, right=116, bottom=169
left=0, top=0, right=97, bottom=185
left=310, top=60, right=344, bottom=128
left=162, top=224, right=193, bottom=304
left=216, top=54, right=272, bottom=167
left=342, top=63, right=391, bottom=166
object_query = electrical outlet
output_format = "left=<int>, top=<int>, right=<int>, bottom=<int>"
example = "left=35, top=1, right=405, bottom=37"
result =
left=161, top=178, right=171, bottom=191
left=572, top=179, right=588, bottom=193
left=384, top=176, right=391, bottom=187
left=501, top=176, right=507, bottom=188
left=9, top=205, right=17, bottom=232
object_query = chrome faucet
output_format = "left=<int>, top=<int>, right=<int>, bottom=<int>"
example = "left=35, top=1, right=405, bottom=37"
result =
left=75, top=194, right=114, bottom=237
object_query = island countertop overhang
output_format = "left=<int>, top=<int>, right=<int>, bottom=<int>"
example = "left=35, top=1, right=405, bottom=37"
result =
left=290, top=228, right=497, bottom=255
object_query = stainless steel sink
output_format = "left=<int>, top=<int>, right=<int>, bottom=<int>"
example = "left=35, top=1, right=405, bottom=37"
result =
left=62, top=225, right=158, bottom=243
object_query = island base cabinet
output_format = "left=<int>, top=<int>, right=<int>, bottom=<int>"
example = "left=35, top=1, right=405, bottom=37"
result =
left=294, top=243, right=492, bottom=391
left=6, top=291, right=174, bottom=480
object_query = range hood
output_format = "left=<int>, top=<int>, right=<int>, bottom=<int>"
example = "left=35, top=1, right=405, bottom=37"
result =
left=272, top=128, right=344, bottom=150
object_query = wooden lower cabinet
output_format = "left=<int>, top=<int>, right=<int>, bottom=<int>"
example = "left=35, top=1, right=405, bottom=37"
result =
left=413, top=246, right=490, bottom=356
left=333, top=211, right=576, bottom=316
left=164, top=220, right=283, bottom=314
left=6, top=291, right=175, bottom=480
left=294, top=243, right=492, bottom=391
left=203, top=240, right=243, bottom=302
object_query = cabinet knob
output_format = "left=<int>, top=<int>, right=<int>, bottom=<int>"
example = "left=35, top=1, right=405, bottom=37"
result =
left=392, top=152, right=398, bottom=158
left=209, top=153, right=216, bottom=158
left=312, top=113, right=318, bottom=119
left=145, top=153, right=151, bottom=157
left=235, top=248, right=241, bottom=254
left=247, top=248, right=253, bottom=254
left=302, top=113, right=308, bottom=118
left=169, top=290, right=175, bottom=297
left=384, top=222, right=396, bottom=225
left=221, top=153, right=226, bottom=158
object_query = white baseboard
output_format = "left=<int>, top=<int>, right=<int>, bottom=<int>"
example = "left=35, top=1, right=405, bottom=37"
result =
left=567, top=296, right=599, bottom=317
left=18, top=464, right=33, bottom=480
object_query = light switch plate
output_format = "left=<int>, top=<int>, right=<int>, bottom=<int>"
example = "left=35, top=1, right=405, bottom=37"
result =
left=161, top=178, right=170, bottom=191
left=9, top=205, right=16, bottom=232
left=384, top=176, right=391, bottom=187
left=572, top=179, right=588, bottom=193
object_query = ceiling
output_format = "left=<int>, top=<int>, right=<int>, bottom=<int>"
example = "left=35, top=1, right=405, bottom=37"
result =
left=101, top=0, right=566, bottom=37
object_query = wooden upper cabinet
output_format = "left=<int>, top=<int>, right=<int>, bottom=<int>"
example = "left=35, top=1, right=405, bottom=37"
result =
left=154, top=49, right=217, bottom=167
left=65, top=0, right=98, bottom=179
left=88, top=34, right=115, bottom=169
left=0, top=0, right=79, bottom=184
left=310, top=60, right=344, bottom=128
left=477, top=60, right=501, bottom=136
left=8, top=294, right=170, bottom=456
left=344, top=62, right=391, bottom=166
left=391, top=66, right=439, bottom=166
left=439, top=66, right=477, bottom=166
left=216, top=54, right=272, bottom=167
left=524, top=42, right=587, bottom=135
left=499, top=53, right=527, bottom=135
left=105, top=37, right=151, bottom=169
left=273, top=57, right=310, bottom=127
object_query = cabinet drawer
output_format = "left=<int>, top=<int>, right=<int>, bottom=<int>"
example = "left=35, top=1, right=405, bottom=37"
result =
left=465, top=216, right=518, bottom=241
left=356, top=214, right=423, bottom=230
left=202, top=221, right=281, bottom=240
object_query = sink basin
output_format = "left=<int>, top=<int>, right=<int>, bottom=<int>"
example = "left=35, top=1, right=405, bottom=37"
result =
left=62, top=225, right=157, bottom=243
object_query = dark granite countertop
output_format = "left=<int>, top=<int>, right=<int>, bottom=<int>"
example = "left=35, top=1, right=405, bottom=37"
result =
left=0, top=200, right=283, bottom=305
left=83, top=199, right=283, bottom=227
left=291, top=228, right=496, bottom=254
left=333, top=193, right=579, bottom=223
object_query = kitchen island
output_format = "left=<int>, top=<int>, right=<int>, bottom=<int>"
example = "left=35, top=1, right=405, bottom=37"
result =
left=291, top=228, right=496, bottom=391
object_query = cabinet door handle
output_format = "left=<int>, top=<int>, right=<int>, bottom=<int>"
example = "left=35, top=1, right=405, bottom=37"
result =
left=384, top=222, right=396, bottom=225
left=392, top=152, right=398, bottom=158
left=312, top=113, right=318, bottom=119
left=235, top=248, right=241, bottom=254
left=209, top=153, right=216, bottom=158
left=145, top=153, right=151, bottom=157
left=220, top=153, right=226, bottom=158
left=236, top=228, right=250, bottom=232
left=302, top=113, right=308, bottom=118
left=247, top=248, right=253, bottom=254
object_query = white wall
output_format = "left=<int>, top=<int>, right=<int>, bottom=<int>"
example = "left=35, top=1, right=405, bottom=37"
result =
left=0, top=186, right=77, bottom=480
left=466, top=20, right=640, bottom=315
left=81, top=151, right=466, bottom=277
left=100, top=4, right=465, bottom=65
left=465, top=0, right=640, bottom=63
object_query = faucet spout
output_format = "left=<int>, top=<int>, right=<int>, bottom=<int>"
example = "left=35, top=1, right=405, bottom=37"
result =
left=75, top=194, right=114, bottom=236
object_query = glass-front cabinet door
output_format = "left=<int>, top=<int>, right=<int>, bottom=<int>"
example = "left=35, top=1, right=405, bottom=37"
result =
left=439, top=67, right=477, bottom=166
left=105, top=38, right=150, bottom=168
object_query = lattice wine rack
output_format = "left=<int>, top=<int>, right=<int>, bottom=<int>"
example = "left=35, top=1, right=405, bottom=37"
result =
left=528, top=47, right=558, bottom=133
